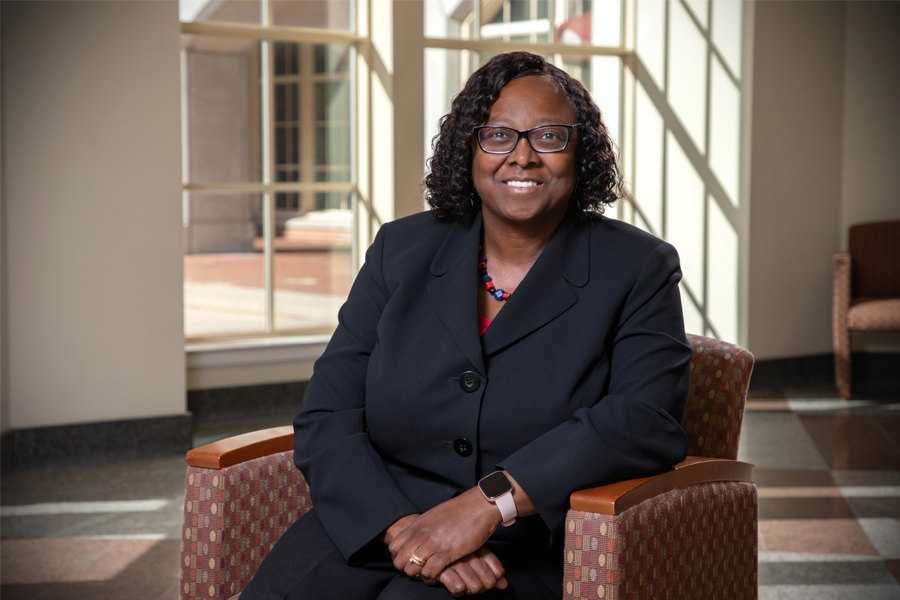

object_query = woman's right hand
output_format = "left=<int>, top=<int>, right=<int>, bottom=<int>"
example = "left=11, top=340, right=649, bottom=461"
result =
left=383, top=516, right=506, bottom=596
left=438, top=546, right=508, bottom=598
left=379, top=514, right=419, bottom=545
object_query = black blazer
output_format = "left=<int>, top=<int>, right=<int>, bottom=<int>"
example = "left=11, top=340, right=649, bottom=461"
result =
left=294, top=209, right=690, bottom=576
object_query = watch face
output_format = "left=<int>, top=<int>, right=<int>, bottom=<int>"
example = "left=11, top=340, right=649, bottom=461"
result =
left=480, top=472, right=512, bottom=498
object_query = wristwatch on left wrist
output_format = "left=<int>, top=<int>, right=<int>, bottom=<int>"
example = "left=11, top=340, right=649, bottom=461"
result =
left=478, top=471, right=517, bottom=526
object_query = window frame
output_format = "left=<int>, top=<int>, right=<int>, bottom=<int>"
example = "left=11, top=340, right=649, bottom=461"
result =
left=180, top=3, right=369, bottom=343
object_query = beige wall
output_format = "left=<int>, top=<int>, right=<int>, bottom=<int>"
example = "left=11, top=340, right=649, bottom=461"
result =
left=1, top=1, right=185, bottom=428
left=840, top=1, right=900, bottom=353
left=747, top=1, right=900, bottom=360
left=392, top=1, right=426, bottom=218
left=1, top=93, right=8, bottom=432
left=747, top=0, right=847, bottom=360
left=840, top=1, right=900, bottom=245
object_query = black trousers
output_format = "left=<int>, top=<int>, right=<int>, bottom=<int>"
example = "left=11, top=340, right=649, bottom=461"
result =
left=241, top=509, right=560, bottom=600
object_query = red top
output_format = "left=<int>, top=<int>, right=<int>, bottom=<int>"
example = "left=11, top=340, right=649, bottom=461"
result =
left=478, top=316, right=492, bottom=336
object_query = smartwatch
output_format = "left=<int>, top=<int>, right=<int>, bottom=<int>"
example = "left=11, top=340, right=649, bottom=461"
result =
left=478, top=471, right=517, bottom=526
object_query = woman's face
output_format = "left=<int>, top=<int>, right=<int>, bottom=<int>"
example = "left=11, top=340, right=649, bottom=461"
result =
left=472, top=75, right=579, bottom=229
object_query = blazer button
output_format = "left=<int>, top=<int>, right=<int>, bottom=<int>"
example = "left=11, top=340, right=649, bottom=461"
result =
left=459, top=371, right=481, bottom=393
left=453, top=438, right=473, bottom=457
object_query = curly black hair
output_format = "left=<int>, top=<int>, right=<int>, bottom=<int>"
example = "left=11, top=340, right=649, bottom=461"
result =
left=425, top=51, right=624, bottom=221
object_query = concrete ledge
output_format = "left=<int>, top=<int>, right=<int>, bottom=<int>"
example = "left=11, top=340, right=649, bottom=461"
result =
left=1, top=414, right=192, bottom=473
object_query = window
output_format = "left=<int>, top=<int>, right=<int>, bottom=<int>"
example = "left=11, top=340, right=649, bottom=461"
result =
left=178, top=0, right=749, bottom=345
left=424, top=0, right=748, bottom=344
left=180, top=1, right=360, bottom=340
left=623, top=0, right=747, bottom=343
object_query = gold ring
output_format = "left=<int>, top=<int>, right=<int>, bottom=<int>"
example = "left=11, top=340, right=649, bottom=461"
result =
left=408, top=553, right=426, bottom=567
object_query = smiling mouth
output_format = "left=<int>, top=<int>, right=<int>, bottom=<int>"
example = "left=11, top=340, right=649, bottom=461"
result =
left=505, top=180, right=541, bottom=188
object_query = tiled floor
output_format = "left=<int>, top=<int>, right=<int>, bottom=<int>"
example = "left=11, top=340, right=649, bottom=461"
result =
left=741, top=388, right=900, bottom=599
left=1, top=388, right=898, bottom=599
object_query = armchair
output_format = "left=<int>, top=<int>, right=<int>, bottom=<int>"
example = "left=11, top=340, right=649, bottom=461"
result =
left=833, top=220, right=900, bottom=398
left=180, top=334, right=756, bottom=600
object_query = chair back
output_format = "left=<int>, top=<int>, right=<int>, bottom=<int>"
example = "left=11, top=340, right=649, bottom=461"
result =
left=848, top=220, right=900, bottom=298
left=681, top=334, right=754, bottom=460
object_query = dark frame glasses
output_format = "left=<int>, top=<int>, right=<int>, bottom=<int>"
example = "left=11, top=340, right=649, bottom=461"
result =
left=473, top=124, right=580, bottom=154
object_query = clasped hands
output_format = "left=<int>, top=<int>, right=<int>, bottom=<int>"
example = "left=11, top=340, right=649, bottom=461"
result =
left=380, top=487, right=508, bottom=598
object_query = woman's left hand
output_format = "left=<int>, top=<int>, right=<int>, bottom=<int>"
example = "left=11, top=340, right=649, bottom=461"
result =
left=438, top=546, right=508, bottom=597
left=388, top=487, right=499, bottom=584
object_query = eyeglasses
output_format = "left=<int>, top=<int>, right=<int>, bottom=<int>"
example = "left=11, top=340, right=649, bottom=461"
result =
left=473, top=124, right=579, bottom=154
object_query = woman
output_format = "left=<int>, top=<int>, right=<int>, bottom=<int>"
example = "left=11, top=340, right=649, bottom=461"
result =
left=243, top=51, right=691, bottom=600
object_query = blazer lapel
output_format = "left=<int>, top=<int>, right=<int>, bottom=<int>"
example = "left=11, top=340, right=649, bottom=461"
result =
left=480, top=214, right=591, bottom=357
left=427, top=212, right=486, bottom=375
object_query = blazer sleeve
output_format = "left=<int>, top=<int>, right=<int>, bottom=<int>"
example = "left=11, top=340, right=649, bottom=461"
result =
left=498, top=240, right=691, bottom=542
left=293, top=224, right=419, bottom=564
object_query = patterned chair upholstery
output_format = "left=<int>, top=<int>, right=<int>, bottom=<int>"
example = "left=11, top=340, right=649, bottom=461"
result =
left=833, top=220, right=900, bottom=398
left=180, top=334, right=756, bottom=600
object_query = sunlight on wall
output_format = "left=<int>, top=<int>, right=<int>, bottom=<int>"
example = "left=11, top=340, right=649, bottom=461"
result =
left=629, top=0, right=746, bottom=343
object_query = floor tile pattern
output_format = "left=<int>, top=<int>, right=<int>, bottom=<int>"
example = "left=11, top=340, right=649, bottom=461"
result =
left=1, top=388, right=898, bottom=599
left=742, top=390, right=900, bottom=599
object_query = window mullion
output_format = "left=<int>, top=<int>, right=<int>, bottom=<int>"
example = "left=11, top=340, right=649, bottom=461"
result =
left=301, top=44, right=316, bottom=213
left=261, top=34, right=276, bottom=334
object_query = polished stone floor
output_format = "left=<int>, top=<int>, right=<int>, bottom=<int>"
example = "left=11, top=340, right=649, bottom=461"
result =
left=1, top=389, right=898, bottom=599
left=742, top=387, right=900, bottom=600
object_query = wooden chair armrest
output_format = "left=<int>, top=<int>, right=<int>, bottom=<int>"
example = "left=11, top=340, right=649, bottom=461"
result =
left=186, top=425, right=294, bottom=469
left=569, top=456, right=754, bottom=515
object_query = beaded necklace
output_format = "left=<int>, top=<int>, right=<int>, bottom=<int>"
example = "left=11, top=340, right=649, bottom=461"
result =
left=478, top=245, right=511, bottom=301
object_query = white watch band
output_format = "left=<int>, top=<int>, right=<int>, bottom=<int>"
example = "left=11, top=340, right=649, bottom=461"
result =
left=495, top=491, right=517, bottom=527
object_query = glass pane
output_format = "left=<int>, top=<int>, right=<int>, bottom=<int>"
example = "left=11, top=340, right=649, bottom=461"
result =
left=424, top=48, right=476, bottom=168
left=706, top=195, right=738, bottom=343
left=274, top=203, right=354, bottom=333
left=633, top=207, right=652, bottom=234
left=605, top=200, right=620, bottom=221
left=316, top=79, right=352, bottom=122
left=634, top=82, right=663, bottom=236
left=586, top=56, right=622, bottom=151
left=425, top=0, right=622, bottom=46
left=182, top=34, right=262, bottom=183
left=683, top=0, right=709, bottom=29
left=668, top=0, right=707, bottom=152
left=315, top=44, right=353, bottom=75
left=426, top=0, right=551, bottom=41
left=481, top=5, right=551, bottom=43
left=711, top=0, right=742, bottom=78
left=680, top=282, right=704, bottom=335
left=424, top=0, right=470, bottom=39
left=589, top=0, right=623, bottom=47
left=560, top=56, right=621, bottom=148
left=184, top=192, right=265, bottom=338
left=636, top=0, right=666, bottom=91
left=270, top=42, right=352, bottom=212
left=316, top=123, right=351, bottom=168
left=709, top=54, right=740, bottom=206
left=274, top=42, right=299, bottom=76
left=180, top=0, right=261, bottom=24
left=665, top=131, right=704, bottom=293
left=314, top=46, right=353, bottom=182
left=272, top=0, right=353, bottom=30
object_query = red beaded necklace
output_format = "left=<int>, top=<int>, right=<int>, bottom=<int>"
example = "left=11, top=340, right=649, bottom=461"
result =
left=478, top=245, right=511, bottom=301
